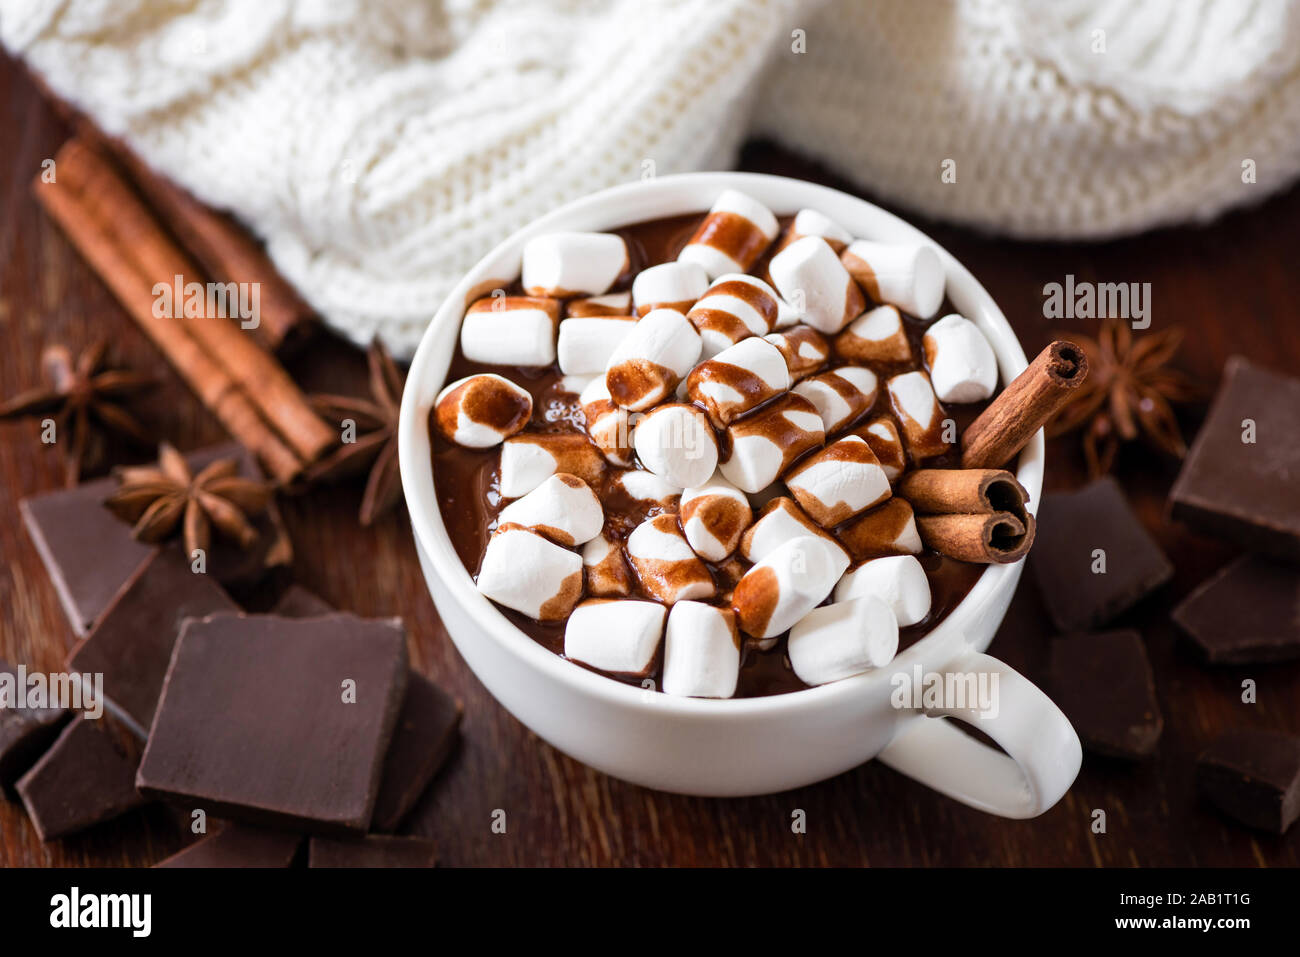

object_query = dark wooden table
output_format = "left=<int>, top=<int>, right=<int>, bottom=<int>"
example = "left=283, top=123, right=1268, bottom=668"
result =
left=3, top=52, right=1298, bottom=867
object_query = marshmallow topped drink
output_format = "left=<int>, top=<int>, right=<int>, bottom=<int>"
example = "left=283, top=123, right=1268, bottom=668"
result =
left=430, top=189, right=1055, bottom=699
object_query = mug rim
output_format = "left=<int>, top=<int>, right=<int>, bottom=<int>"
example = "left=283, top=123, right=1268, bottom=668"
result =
left=397, top=171, right=1044, bottom=719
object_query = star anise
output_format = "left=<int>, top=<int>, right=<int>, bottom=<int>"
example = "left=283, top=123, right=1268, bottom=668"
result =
left=104, top=442, right=272, bottom=558
left=1047, top=318, right=1201, bottom=477
left=307, top=339, right=404, bottom=526
left=0, top=341, right=155, bottom=486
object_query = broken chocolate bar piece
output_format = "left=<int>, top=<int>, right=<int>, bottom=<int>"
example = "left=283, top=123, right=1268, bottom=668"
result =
left=21, top=441, right=290, bottom=635
left=270, top=584, right=334, bottom=618
left=372, top=674, right=462, bottom=832
left=16, top=715, right=145, bottom=841
left=0, top=658, right=71, bottom=789
left=137, top=613, right=408, bottom=832
left=1172, top=554, right=1300, bottom=663
left=1170, top=357, right=1300, bottom=560
left=269, top=587, right=462, bottom=831
left=1048, top=631, right=1163, bottom=759
left=66, top=548, right=238, bottom=737
left=1197, top=728, right=1300, bottom=834
left=154, top=823, right=302, bottom=868
left=1030, top=477, right=1173, bottom=632
left=308, top=834, right=438, bottom=868
left=20, top=482, right=153, bottom=637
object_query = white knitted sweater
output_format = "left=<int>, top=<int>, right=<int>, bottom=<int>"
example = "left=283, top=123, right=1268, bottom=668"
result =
left=5, top=0, right=1299, bottom=356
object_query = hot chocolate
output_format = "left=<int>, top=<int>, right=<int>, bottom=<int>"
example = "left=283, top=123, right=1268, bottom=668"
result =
left=429, top=193, right=1017, bottom=699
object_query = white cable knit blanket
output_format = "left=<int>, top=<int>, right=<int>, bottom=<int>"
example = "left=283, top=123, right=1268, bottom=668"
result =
left=5, top=0, right=1300, bottom=357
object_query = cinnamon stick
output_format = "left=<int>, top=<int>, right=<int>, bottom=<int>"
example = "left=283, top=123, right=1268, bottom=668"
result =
left=98, top=134, right=317, bottom=354
left=915, top=512, right=1036, bottom=564
left=899, top=468, right=1036, bottom=564
left=28, top=70, right=316, bottom=354
left=64, top=143, right=335, bottom=464
left=34, top=140, right=325, bottom=484
left=898, top=469, right=1031, bottom=516
left=960, top=340, right=1089, bottom=470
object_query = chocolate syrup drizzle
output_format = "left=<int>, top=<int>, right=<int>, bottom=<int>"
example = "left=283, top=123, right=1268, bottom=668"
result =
left=430, top=213, right=987, bottom=697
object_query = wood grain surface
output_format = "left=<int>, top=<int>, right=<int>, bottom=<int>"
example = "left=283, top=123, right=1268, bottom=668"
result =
left=2, top=53, right=1298, bottom=867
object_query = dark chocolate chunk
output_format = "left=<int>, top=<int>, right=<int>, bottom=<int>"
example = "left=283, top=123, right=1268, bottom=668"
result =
left=1170, top=356, right=1300, bottom=560
left=271, top=584, right=334, bottom=618
left=1173, top=554, right=1300, bottom=663
left=1196, top=728, right=1300, bottom=834
left=20, top=441, right=290, bottom=635
left=137, top=613, right=408, bottom=832
left=308, top=834, right=437, bottom=868
left=15, top=715, right=145, bottom=840
left=372, top=675, right=462, bottom=832
left=1048, top=631, right=1163, bottom=759
left=154, top=823, right=302, bottom=868
left=20, top=482, right=153, bottom=637
left=66, top=548, right=238, bottom=737
left=1030, top=477, right=1173, bottom=632
left=269, top=588, right=462, bottom=832
left=0, top=658, right=71, bottom=789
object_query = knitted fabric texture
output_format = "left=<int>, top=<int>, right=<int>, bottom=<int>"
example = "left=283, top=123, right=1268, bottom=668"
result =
left=5, top=0, right=1299, bottom=357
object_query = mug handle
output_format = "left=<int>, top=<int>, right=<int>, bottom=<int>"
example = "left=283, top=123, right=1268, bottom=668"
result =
left=875, top=649, right=1082, bottom=819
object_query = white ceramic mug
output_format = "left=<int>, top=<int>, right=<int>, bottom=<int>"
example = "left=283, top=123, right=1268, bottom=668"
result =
left=398, top=173, right=1081, bottom=816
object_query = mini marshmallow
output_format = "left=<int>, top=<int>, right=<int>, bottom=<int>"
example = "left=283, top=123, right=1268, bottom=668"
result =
left=499, top=432, right=606, bottom=498
left=834, top=305, right=912, bottom=363
left=838, top=498, right=924, bottom=561
left=496, top=473, right=604, bottom=546
left=579, top=377, right=634, bottom=467
left=557, top=316, right=637, bottom=376
left=678, top=189, right=779, bottom=278
left=477, top=524, right=583, bottom=621
left=434, top=373, right=533, bottom=448
left=632, top=403, right=719, bottom=490
left=608, top=468, right=681, bottom=510
left=680, top=474, right=752, bottom=562
left=686, top=336, right=791, bottom=428
left=632, top=261, right=709, bottom=315
left=777, top=208, right=853, bottom=255
left=731, top=535, right=849, bottom=639
left=792, top=365, right=879, bottom=434
left=833, top=555, right=932, bottom=627
left=522, top=231, right=628, bottom=297
left=768, top=236, right=865, bottom=334
left=840, top=240, right=945, bottom=319
left=685, top=273, right=781, bottom=358
left=604, top=308, right=702, bottom=411
left=855, top=416, right=907, bottom=481
left=787, top=595, right=899, bottom=686
left=564, top=599, right=666, bottom=676
left=783, top=435, right=892, bottom=527
left=566, top=290, right=632, bottom=317
left=887, top=371, right=951, bottom=459
left=461, top=296, right=559, bottom=366
left=764, top=325, right=830, bottom=381
left=583, top=533, right=633, bottom=597
left=625, top=514, right=716, bottom=605
left=740, top=497, right=849, bottom=564
left=922, top=313, right=998, bottom=403
left=718, top=393, right=825, bottom=494
left=662, top=602, right=741, bottom=698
